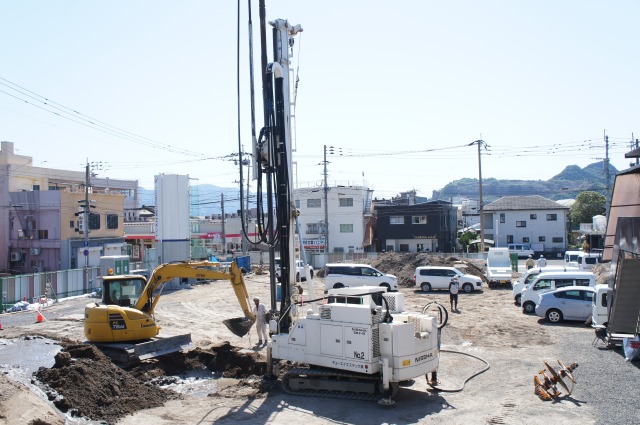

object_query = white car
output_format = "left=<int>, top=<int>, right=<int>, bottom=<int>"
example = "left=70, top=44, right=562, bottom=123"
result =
left=512, top=266, right=579, bottom=305
left=414, top=266, right=483, bottom=293
left=521, top=271, right=596, bottom=314
left=324, top=263, right=398, bottom=292
left=535, top=286, right=595, bottom=323
left=274, top=258, right=314, bottom=282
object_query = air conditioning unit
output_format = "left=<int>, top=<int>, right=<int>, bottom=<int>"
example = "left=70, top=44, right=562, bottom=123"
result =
left=10, top=252, right=22, bottom=262
left=31, top=248, right=41, bottom=255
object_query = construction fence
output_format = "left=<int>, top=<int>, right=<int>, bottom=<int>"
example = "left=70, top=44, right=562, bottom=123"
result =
left=1, top=267, right=100, bottom=312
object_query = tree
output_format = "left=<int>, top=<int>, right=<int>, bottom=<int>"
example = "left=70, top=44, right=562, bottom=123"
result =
left=570, top=191, right=606, bottom=225
left=457, top=231, right=478, bottom=252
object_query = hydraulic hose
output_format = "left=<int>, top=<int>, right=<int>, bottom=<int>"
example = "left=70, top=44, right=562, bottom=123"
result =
left=428, top=349, right=491, bottom=393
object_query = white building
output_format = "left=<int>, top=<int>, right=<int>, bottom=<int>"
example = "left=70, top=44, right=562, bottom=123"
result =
left=293, top=184, right=374, bottom=254
left=482, top=195, right=570, bottom=256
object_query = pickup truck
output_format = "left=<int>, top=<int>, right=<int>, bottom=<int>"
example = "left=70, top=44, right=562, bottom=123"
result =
left=274, top=258, right=314, bottom=282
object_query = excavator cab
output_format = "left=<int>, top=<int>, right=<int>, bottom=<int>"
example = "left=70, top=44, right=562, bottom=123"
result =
left=103, top=277, right=144, bottom=308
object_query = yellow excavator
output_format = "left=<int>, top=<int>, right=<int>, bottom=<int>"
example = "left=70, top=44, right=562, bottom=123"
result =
left=84, top=260, right=255, bottom=366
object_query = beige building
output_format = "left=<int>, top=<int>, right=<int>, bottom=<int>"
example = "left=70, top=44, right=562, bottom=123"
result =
left=1, top=141, right=138, bottom=273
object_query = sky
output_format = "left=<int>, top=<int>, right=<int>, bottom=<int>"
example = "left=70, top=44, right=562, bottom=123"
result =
left=1, top=1, right=639, bottom=205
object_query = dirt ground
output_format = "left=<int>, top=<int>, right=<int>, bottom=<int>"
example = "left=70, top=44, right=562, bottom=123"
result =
left=0, top=254, right=612, bottom=425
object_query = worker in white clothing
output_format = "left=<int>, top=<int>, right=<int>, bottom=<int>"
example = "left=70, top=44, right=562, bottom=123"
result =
left=537, top=255, right=547, bottom=268
left=253, top=297, right=268, bottom=346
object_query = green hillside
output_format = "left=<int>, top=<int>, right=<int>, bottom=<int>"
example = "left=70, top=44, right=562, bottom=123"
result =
left=432, top=161, right=616, bottom=202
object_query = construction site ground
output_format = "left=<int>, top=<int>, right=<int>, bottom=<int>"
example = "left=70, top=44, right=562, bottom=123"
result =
left=0, top=253, right=637, bottom=425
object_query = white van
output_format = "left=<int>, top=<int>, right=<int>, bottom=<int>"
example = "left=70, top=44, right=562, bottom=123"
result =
left=324, top=263, right=398, bottom=292
left=521, top=271, right=596, bottom=313
left=512, top=265, right=579, bottom=305
left=564, top=250, right=582, bottom=267
left=414, top=266, right=483, bottom=293
left=508, top=244, right=534, bottom=258
left=577, top=252, right=601, bottom=271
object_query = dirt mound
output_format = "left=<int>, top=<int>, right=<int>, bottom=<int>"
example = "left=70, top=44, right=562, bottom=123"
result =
left=590, top=263, right=611, bottom=285
left=366, top=252, right=487, bottom=287
left=35, top=341, right=266, bottom=424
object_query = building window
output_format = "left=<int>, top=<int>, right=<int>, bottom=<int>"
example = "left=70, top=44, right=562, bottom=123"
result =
left=516, top=221, right=526, bottom=227
left=500, top=213, right=505, bottom=223
left=546, top=214, right=557, bottom=221
left=38, top=230, right=48, bottom=239
left=69, top=220, right=74, bottom=228
left=399, top=244, right=409, bottom=252
left=333, top=247, right=345, bottom=253
left=32, top=184, right=40, bottom=191
left=307, top=199, right=321, bottom=208
left=306, top=223, right=322, bottom=234
left=539, top=236, right=546, bottom=242
left=390, top=216, right=404, bottom=225
left=339, top=198, right=353, bottom=207
left=412, top=216, right=427, bottom=224
left=88, top=212, right=101, bottom=230
left=522, top=237, right=529, bottom=243
left=530, top=214, right=537, bottom=220
left=507, top=235, right=514, bottom=243
left=106, top=214, right=119, bottom=229
left=340, top=224, right=353, bottom=233
left=552, top=237, right=563, bottom=243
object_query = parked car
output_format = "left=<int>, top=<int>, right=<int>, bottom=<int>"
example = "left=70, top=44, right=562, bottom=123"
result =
left=576, top=252, right=601, bottom=271
left=535, top=286, right=596, bottom=323
left=324, top=263, right=398, bottom=291
left=508, top=243, right=534, bottom=258
left=521, top=271, right=596, bottom=314
left=512, top=265, right=579, bottom=305
left=564, top=250, right=582, bottom=267
left=414, top=266, right=483, bottom=293
left=274, top=258, right=314, bottom=281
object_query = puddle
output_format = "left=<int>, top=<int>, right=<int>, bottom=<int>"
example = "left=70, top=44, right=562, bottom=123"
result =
left=0, top=336, right=62, bottom=385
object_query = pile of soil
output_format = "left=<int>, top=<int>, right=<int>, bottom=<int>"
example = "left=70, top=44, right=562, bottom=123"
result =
left=35, top=341, right=267, bottom=424
left=365, top=252, right=487, bottom=287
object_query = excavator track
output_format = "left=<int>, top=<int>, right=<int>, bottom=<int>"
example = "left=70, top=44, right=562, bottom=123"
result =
left=281, top=367, right=398, bottom=402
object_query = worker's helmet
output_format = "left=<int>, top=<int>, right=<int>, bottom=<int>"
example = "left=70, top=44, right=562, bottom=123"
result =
left=108, top=268, right=114, bottom=275
left=253, top=297, right=259, bottom=302
left=528, top=255, right=532, bottom=258
left=540, top=255, right=544, bottom=258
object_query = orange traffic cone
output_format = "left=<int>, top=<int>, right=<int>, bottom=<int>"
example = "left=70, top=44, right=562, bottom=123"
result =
left=36, top=309, right=45, bottom=323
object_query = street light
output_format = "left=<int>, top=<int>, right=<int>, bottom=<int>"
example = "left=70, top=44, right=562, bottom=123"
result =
left=469, top=140, right=488, bottom=254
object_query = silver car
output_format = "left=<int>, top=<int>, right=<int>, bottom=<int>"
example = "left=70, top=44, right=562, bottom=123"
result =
left=535, top=286, right=595, bottom=323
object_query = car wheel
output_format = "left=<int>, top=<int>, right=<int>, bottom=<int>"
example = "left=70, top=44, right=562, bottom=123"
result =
left=333, top=283, right=345, bottom=289
left=421, top=282, right=432, bottom=292
left=515, top=294, right=521, bottom=305
left=523, top=301, right=535, bottom=314
left=546, top=308, right=563, bottom=323
left=380, top=283, right=391, bottom=291
left=462, top=283, right=473, bottom=293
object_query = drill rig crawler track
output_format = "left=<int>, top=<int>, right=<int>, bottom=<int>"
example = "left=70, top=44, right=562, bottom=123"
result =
left=281, top=367, right=400, bottom=401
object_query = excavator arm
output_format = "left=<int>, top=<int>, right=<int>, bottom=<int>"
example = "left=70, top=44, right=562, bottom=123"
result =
left=135, top=261, right=251, bottom=317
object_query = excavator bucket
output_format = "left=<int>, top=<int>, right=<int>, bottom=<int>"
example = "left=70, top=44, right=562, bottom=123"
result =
left=223, top=317, right=255, bottom=338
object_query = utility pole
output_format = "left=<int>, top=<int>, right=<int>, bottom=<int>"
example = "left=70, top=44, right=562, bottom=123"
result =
left=604, top=133, right=611, bottom=216
left=323, top=144, right=329, bottom=254
left=221, top=193, right=226, bottom=254
left=83, top=160, right=90, bottom=267
left=469, top=140, right=487, bottom=254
